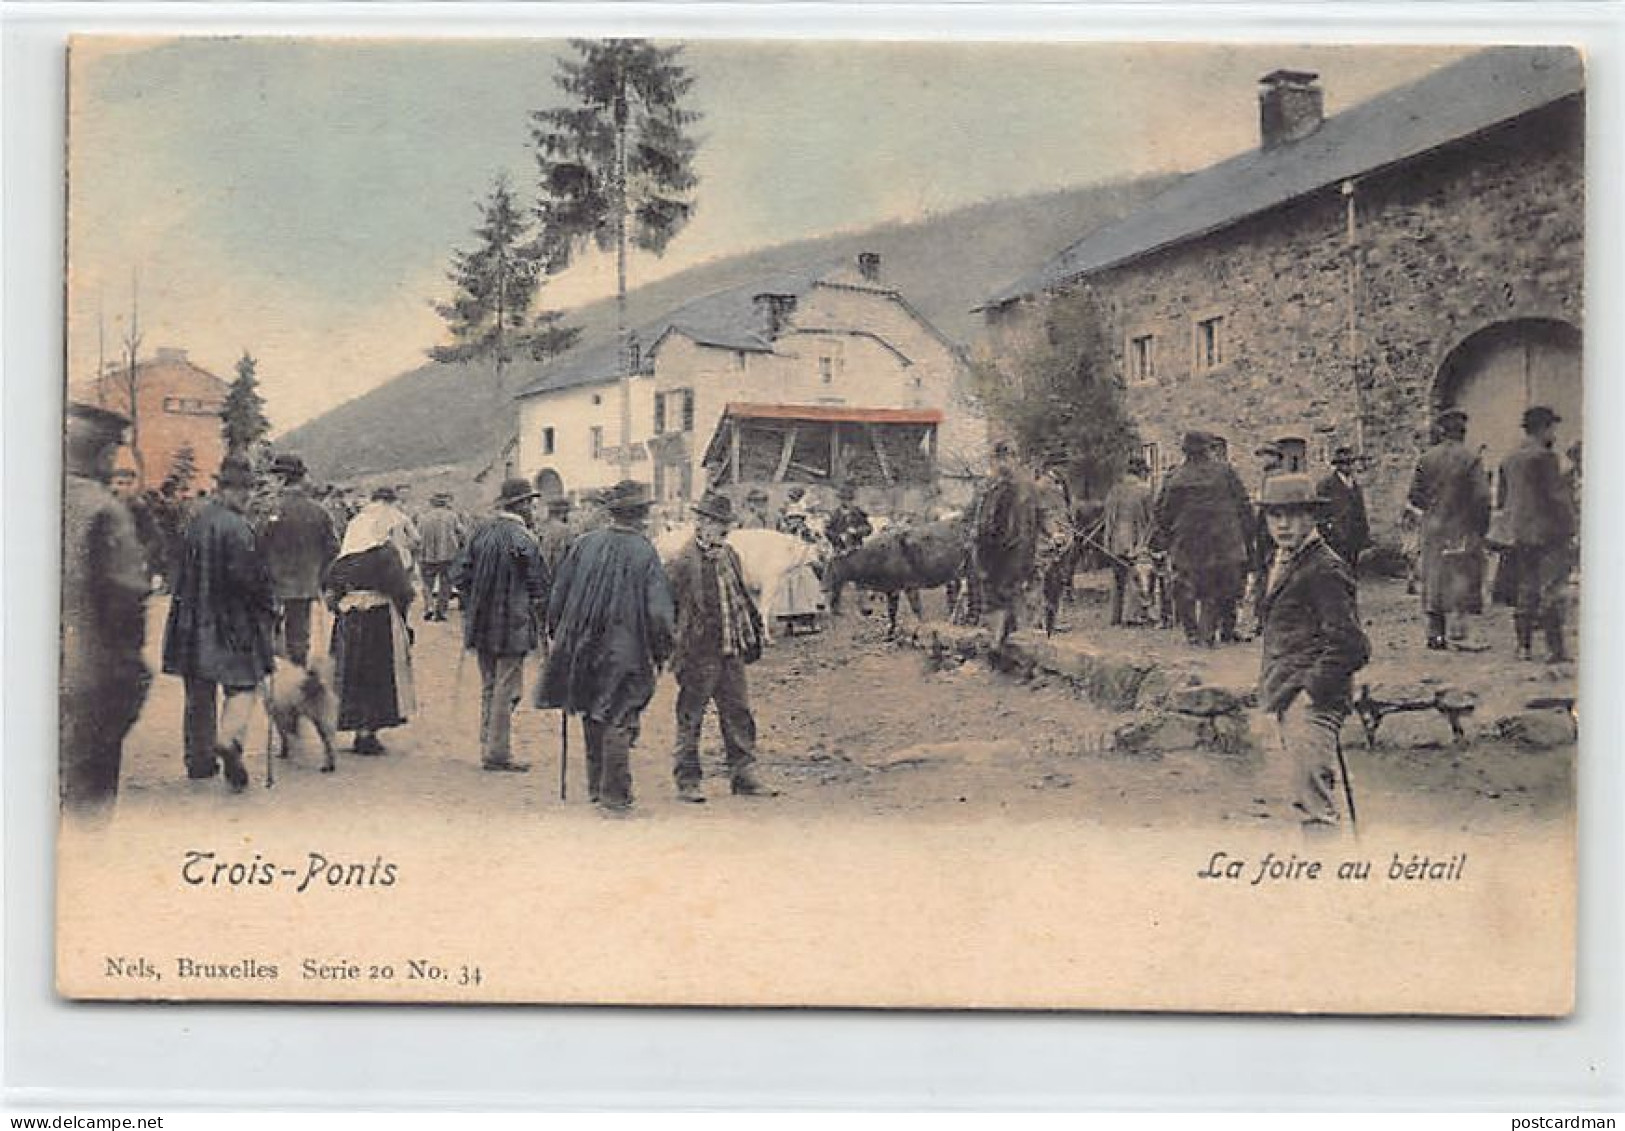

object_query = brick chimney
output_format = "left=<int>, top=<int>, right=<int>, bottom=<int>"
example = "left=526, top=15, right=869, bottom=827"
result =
left=1258, top=70, right=1323, bottom=150
left=753, top=293, right=798, bottom=338
left=857, top=251, right=882, bottom=283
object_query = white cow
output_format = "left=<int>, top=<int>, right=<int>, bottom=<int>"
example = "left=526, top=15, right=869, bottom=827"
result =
left=655, top=524, right=827, bottom=642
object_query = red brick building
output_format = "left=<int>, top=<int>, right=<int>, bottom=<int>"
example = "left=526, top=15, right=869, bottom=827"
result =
left=82, top=347, right=229, bottom=492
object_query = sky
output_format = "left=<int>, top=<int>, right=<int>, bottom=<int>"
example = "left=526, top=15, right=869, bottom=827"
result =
left=66, top=38, right=1472, bottom=433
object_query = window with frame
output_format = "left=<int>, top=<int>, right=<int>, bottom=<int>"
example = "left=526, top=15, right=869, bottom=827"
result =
left=589, top=426, right=603, bottom=460
left=653, top=393, right=667, bottom=435
left=679, top=389, right=695, bottom=433
left=1194, top=316, right=1225, bottom=371
left=1129, top=333, right=1156, bottom=383
left=541, top=426, right=556, bottom=456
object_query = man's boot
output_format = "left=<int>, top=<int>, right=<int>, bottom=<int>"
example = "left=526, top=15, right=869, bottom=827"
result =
left=1426, top=613, right=1448, bottom=651
left=1514, top=614, right=1534, bottom=661
left=731, top=765, right=779, bottom=797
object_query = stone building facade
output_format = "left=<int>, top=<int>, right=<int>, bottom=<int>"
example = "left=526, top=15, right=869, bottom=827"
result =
left=981, top=47, right=1583, bottom=539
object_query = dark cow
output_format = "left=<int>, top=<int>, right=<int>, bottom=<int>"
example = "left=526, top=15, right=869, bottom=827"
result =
left=824, top=518, right=964, bottom=638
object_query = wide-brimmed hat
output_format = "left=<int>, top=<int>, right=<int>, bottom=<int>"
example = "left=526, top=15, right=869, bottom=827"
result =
left=1522, top=405, right=1562, bottom=431
left=269, top=452, right=307, bottom=478
left=600, top=478, right=653, bottom=514
left=496, top=478, right=540, bottom=508
left=1259, top=473, right=1322, bottom=512
left=692, top=490, right=736, bottom=524
left=215, top=455, right=256, bottom=490
left=66, top=401, right=130, bottom=446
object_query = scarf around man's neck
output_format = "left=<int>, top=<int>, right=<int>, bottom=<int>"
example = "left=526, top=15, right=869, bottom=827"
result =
left=699, top=538, right=759, bottom=659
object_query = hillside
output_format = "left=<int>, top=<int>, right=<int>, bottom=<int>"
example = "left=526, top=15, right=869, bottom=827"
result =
left=279, top=176, right=1172, bottom=479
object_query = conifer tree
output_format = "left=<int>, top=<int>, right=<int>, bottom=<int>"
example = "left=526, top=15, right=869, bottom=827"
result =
left=221, top=350, right=271, bottom=456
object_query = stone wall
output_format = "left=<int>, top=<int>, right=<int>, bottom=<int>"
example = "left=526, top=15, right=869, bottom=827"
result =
left=986, top=96, right=1583, bottom=540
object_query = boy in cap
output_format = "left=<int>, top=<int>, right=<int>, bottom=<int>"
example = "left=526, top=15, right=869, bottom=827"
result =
left=1256, top=474, right=1370, bottom=834
left=665, top=490, right=777, bottom=803
left=537, top=480, right=675, bottom=813
left=61, top=403, right=152, bottom=817
left=1497, top=406, right=1576, bottom=661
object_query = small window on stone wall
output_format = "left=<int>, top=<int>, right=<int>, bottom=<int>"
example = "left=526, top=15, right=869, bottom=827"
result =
left=1129, top=334, right=1156, bottom=384
left=1194, top=315, right=1225, bottom=371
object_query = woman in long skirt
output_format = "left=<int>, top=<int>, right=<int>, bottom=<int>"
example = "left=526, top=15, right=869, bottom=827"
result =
left=326, top=504, right=417, bottom=754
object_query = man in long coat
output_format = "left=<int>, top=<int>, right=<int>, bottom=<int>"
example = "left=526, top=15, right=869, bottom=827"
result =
left=1257, top=475, right=1371, bottom=834
left=454, top=479, right=550, bottom=772
left=1497, top=406, right=1577, bottom=662
left=257, top=453, right=338, bottom=664
left=974, top=441, right=1041, bottom=647
left=160, top=455, right=275, bottom=791
left=1407, top=409, right=1491, bottom=650
left=1314, top=446, right=1371, bottom=569
left=538, top=479, right=675, bottom=813
left=1152, top=431, right=1254, bottom=647
left=1102, top=455, right=1156, bottom=626
left=61, top=403, right=152, bottom=817
left=666, top=491, right=777, bottom=804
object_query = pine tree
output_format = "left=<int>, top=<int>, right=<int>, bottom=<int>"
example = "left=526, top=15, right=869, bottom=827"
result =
left=162, top=443, right=198, bottom=497
left=530, top=38, right=700, bottom=474
left=429, top=173, right=578, bottom=416
left=971, top=288, right=1141, bottom=499
left=221, top=351, right=271, bottom=456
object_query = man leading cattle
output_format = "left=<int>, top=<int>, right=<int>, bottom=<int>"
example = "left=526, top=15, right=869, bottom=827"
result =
left=1257, top=474, right=1370, bottom=836
left=665, top=490, right=778, bottom=804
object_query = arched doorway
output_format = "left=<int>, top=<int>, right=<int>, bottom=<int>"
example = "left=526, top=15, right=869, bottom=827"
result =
left=1434, top=319, right=1581, bottom=474
left=533, top=467, right=565, bottom=500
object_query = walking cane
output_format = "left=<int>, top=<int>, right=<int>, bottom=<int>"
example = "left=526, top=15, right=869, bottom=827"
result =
left=1336, top=738, right=1359, bottom=837
left=558, top=711, right=569, bottom=801
left=263, top=676, right=276, bottom=789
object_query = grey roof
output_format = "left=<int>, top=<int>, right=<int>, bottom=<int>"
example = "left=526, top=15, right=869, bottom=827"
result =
left=514, top=263, right=841, bottom=399
left=983, top=45, right=1583, bottom=308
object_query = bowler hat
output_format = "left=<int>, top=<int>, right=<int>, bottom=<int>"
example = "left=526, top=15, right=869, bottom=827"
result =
left=496, top=478, right=540, bottom=508
left=370, top=485, right=398, bottom=502
left=692, top=491, right=736, bottom=524
left=215, top=455, right=256, bottom=490
left=269, top=452, right=307, bottom=478
left=1258, top=473, right=1322, bottom=511
left=600, top=478, right=653, bottom=514
left=1522, top=405, right=1562, bottom=431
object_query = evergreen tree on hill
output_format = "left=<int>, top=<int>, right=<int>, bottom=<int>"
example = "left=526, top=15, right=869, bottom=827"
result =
left=221, top=350, right=271, bottom=457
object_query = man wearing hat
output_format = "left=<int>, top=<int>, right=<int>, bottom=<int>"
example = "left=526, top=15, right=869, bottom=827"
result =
left=453, top=479, right=550, bottom=772
left=1314, top=446, right=1371, bottom=570
left=160, top=454, right=276, bottom=791
left=417, top=492, right=468, bottom=623
left=1407, top=409, right=1491, bottom=650
left=538, top=479, right=675, bottom=812
left=61, top=403, right=152, bottom=817
left=256, top=453, right=339, bottom=665
left=973, top=440, right=1041, bottom=648
left=1257, top=474, right=1370, bottom=834
left=664, top=491, right=777, bottom=803
left=1496, top=406, right=1576, bottom=662
left=1151, top=431, right=1254, bottom=647
left=1102, top=453, right=1155, bottom=626
left=824, top=483, right=872, bottom=556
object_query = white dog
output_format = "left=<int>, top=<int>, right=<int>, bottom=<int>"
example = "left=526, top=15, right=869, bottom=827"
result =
left=266, top=655, right=339, bottom=773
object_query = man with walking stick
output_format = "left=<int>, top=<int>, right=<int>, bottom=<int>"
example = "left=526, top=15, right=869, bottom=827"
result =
left=537, top=480, right=674, bottom=815
left=1256, top=475, right=1370, bottom=837
left=453, top=478, right=550, bottom=773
